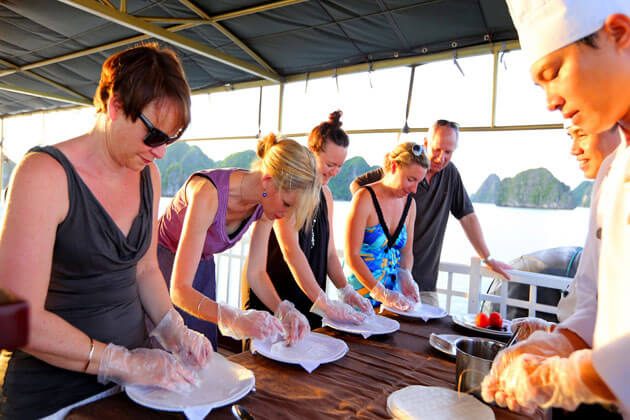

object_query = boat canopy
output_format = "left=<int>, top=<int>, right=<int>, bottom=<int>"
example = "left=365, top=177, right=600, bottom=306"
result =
left=0, top=0, right=518, bottom=117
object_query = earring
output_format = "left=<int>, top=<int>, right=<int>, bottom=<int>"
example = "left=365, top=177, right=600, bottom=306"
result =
left=262, top=191, right=268, bottom=198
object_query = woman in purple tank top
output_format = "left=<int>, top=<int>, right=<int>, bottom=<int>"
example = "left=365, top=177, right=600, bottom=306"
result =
left=158, top=133, right=319, bottom=348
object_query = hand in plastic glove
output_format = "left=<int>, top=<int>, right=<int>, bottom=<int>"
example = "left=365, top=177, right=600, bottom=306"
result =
left=481, top=330, right=577, bottom=409
left=150, top=308, right=213, bottom=368
left=369, top=282, right=411, bottom=312
left=396, top=269, right=420, bottom=304
left=483, top=350, right=615, bottom=413
left=275, top=300, right=310, bottom=345
left=217, top=303, right=284, bottom=341
left=311, top=290, right=366, bottom=324
left=97, top=343, right=197, bottom=393
left=510, top=317, right=555, bottom=342
left=337, top=284, right=374, bottom=316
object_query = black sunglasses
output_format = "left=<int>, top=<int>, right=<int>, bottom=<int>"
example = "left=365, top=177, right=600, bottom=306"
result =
left=138, top=113, right=183, bottom=147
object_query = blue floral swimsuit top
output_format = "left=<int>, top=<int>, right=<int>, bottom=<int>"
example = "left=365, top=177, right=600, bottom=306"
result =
left=347, top=186, right=413, bottom=307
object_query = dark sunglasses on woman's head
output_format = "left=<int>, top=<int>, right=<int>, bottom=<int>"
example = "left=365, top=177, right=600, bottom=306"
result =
left=411, top=143, right=425, bottom=156
left=138, top=113, right=183, bottom=147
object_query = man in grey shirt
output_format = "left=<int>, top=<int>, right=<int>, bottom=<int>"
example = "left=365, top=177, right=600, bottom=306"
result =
left=351, top=119, right=511, bottom=307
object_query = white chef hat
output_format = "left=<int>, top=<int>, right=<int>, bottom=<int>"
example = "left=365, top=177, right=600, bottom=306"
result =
left=506, top=0, right=630, bottom=66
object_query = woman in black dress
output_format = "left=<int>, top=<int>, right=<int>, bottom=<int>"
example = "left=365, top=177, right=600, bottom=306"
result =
left=245, top=111, right=374, bottom=334
left=0, top=43, right=212, bottom=419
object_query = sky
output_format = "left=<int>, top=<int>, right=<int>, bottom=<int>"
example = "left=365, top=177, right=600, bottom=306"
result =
left=1, top=49, right=584, bottom=194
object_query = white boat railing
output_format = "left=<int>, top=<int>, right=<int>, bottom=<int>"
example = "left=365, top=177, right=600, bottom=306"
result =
left=214, top=234, right=572, bottom=320
left=438, top=257, right=572, bottom=318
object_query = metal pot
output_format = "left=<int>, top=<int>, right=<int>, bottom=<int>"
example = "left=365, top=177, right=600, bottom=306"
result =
left=455, top=337, right=504, bottom=396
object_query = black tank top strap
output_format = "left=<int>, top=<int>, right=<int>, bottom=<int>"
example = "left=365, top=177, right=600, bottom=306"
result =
left=364, top=186, right=412, bottom=249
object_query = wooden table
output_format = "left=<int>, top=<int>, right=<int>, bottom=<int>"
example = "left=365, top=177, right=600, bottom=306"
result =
left=67, top=315, right=544, bottom=419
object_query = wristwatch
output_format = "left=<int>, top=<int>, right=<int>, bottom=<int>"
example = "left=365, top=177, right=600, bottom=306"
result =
left=482, top=255, right=493, bottom=264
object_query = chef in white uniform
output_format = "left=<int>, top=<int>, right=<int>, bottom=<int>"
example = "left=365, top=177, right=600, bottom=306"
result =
left=481, top=0, right=630, bottom=416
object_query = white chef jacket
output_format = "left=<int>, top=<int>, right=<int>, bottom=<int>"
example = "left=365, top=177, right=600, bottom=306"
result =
left=557, top=149, right=615, bottom=345
left=592, top=135, right=630, bottom=416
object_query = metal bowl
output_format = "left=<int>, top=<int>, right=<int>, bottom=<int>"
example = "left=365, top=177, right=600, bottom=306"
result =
left=455, top=337, right=504, bottom=396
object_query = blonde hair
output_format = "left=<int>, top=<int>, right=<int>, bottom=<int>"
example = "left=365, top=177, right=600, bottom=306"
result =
left=254, top=133, right=321, bottom=230
left=384, top=142, right=429, bottom=172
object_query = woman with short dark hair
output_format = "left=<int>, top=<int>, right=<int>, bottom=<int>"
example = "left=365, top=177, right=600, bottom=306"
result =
left=0, top=43, right=211, bottom=419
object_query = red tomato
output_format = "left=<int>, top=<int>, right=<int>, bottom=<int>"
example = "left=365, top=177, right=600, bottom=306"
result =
left=475, top=312, right=490, bottom=328
left=489, top=312, right=503, bottom=329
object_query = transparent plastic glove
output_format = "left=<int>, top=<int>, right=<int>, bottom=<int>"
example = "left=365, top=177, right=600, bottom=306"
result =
left=369, top=282, right=411, bottom=312
left=150, top=308, right=213, bottom=368
left=217, top=303, right=283, bottom=341
left=483, top=350, right=614, bottom=414
left=396, top=269, right=420, bottom=304
left=310, top=290, right=366, bottom=324
left=275, top=300, right=310, bottom=345
left=97, top=343, right=197, bottom=393
left=510, top=317, right=555, bottom=341
left=481, top=331, right=577, bottom=408
left=337, top=284, right=374, bottom=316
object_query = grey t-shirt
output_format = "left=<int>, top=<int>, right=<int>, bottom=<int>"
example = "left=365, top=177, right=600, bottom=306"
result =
left=354, top=163, right=474, bottom=291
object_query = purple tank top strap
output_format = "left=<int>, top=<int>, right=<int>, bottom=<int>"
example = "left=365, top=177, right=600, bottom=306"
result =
left=197, top=169, right=263, bottom=258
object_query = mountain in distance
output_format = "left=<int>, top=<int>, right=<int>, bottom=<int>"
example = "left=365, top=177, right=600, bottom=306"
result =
left=570, top=180, right=593, bottom=208
left=328, top=156, right=378, bottom=201
left=472, top=168, right=593, bottom=209
left=471, top=174, right=501, bottom=203
left=157, top=142, right=215, bottom=196
left=157, top=143, right=377, bottom=200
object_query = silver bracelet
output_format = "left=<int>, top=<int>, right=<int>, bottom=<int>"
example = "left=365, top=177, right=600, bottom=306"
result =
left=482, top=255, right=493, bottom=264
left=83, top=337, right=95, bottom=372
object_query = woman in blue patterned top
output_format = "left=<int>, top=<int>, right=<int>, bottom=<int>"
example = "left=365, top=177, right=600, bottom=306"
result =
left=345, top=142, right=429, bottom=310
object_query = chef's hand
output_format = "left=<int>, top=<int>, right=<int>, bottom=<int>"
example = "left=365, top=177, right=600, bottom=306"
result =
left=510, top=317, right=555, bottom=341
left=481, top=331, right=577, bottom=409
left=482, top=349, right=615, bottom=413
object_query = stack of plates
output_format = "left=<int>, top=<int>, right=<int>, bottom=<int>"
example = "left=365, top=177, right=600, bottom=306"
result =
left=387, top=385, right=495, bottom=420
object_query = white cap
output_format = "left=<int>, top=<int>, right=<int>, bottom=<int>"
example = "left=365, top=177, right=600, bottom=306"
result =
left=506, top=0, right=630, bottom=65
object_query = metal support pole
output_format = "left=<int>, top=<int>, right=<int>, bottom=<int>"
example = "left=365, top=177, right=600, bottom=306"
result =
left=277, top=83, right=285, bottom=133
left=491, top=49, right=499, bottom=128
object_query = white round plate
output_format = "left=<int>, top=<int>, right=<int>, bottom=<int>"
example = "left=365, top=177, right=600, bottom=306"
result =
left=428, top=333, right=464, bottom=358
left=250, top=332, right=348, bottom=366
left=452, top=313, right=512, bottom=337
left=381, top=303, right=447, bottom=320
left=387, top=385, right=495, bottom=420
left=323, top=314, right=400, bottom=336
left=125, top=353, right=254, bottom=412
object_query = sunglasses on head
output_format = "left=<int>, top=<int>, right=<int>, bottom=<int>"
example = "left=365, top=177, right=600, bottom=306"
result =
left=436, top=119, right=460, bottom=130
left=138, top=113, right=183, bottom=147
left=411, top=143, right=425, bottom=156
